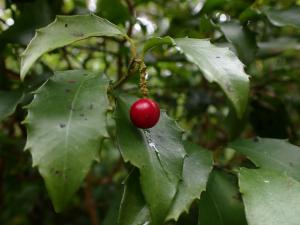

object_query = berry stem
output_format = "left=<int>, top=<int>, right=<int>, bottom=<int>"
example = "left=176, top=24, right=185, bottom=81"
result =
left=125, top=35, right=137, bottom=58
left=113, top=35, right=150, bottom=98
left=139, top=62, right=149, bottom=98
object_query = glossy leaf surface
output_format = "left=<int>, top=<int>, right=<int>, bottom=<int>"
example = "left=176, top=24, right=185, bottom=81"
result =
left=116, top=96, right=186, bottom=225
left=20, top=14, right=125, bottom=79
left=240, top=168, right=300, bottom=225
left=25, top=70, right=109, bottom=211
left=167, top=142, right=213, bottom=221
left=230, top=138, right=300, bottom=181
left=175, top=38, right=249, bottom=117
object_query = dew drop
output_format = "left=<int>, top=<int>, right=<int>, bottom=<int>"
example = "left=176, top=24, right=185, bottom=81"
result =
left=143, top=129, right=159, bottom=153
left=149, top=142, right=159, bottom=153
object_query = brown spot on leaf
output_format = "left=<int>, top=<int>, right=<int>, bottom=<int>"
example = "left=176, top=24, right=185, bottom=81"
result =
left=72, top=31, right=84, bottom=37
left=52, top=169, right=62, bottom=176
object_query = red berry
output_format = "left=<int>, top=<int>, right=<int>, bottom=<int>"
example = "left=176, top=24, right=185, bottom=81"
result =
left=130, top=98, right=160, bottom=129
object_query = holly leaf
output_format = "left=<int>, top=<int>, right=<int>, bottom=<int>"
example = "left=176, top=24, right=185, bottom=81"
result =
left=220, top=20, right=258, bottom=65
left=199, top=169, right=247, bottom=225
left=103, top=192, right=123, bottom=225
left=118, top=170, right=150, bottom=225
left=263, top=6, right=300, bottom=28
left=20, top=14, right=125, bottom=80
left=97, top=0, right=130, bottom=24
left=142, top=36, right=175, bottom=56
left=229, top=138, right=300, bottom=181
left=116, top=96, right=186, bottom=225
left=174, top=38, right=249, bottom=118
left=258, top=38, right=300, bottom=58
left=0, top=90, right=23, bottom=122
left=239, top=168, right=300, bottom=225
left=166, top=142, right=213, bottom=221
left=24, top=70, right=109, bottom=212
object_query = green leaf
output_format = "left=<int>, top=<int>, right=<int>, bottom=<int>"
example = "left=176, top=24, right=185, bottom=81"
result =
left=24, top=70, right=109, bottom=212
left=229, top=138, right=300, bottom=181
left=199, top=169, right=247, bottom=225
left=0, top=90, right=23, bottom=122
left=103, top=191, right=123, bottom=225
left=20, top=14, right=125, bottom=80
left=118, top=170, right=150, bottom=225
left=263, top=6, right=300, bottom=28
left=200, top=0, right=227, bottom=13
left=116, top=96, right=186, bottom=225
left=166, top=142, right=213, bottom=221
left=142, top=36, right=175, bottom=56
left=97, top=0, right=130, bottom=24
left=174, top=38, right=249, bottom=118
left=239, top=7, right=260, bottom=23
left=239, top=168, right=300, bottom=225
left=220, top=20, right=258, bottom=65
left=257, top=38, right=300, bottom=58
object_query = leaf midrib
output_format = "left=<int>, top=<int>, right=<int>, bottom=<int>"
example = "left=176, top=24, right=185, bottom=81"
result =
left=63, top=78, right=86, bottom=175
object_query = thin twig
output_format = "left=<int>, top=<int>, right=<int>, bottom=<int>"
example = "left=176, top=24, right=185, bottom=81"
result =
left=117, top=43, right=124, bottom=80
left=113, top=58, right=141, bottom=89
left=103, top=41, right=109, bottom=74
left=124, top=0, right=135, bottom=37
left=62, top=48, right=72, bottom=69
left=84, top=174, right=100, bottom=225
left=0, top=18, right=7, bottom=25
